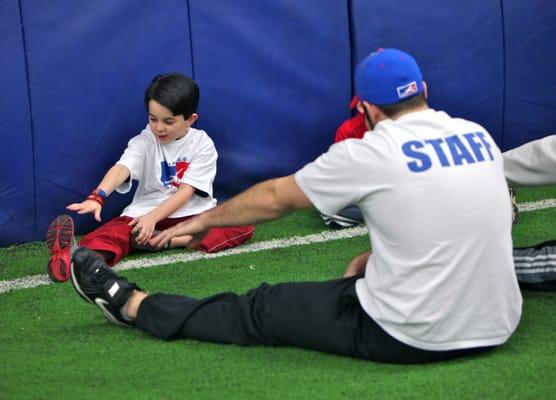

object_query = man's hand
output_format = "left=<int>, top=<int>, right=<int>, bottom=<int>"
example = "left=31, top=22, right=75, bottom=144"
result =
left=344, top=250, right=372, bottom=278
left=149, top=215, right=209, bottom=249
left=129, top=214, right=158, bottom=245
left=66, top=200, right=103, bottom=222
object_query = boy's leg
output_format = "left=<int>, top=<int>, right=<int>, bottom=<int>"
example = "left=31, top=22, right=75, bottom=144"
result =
left=46, top=215, right=76, bottom=282
left=135, top=276, right=493, bottom=363
left=196, top=225, right=256, bottom=253
left=514, top=240, right=556, bottom=291
left=157, top=217, right=256, bottom=253
left=79, top=216, right=134, bottom=266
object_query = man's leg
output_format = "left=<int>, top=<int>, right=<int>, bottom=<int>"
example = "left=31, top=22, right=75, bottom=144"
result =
left=136, top=277, right=364, bottom=355
left=514, top=240, right=556, bottom=291
left=133, top=278, right=493, bottom=363
left=71, top=246, right=494, bottom=363
left=321, top=205, right=364, bottom=229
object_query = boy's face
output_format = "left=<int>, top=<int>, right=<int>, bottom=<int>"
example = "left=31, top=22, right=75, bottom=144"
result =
left=148, top=100, right=198, bottom=144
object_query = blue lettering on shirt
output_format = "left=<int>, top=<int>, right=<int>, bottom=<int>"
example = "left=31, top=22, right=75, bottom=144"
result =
left=475, top=131, right=494, bottom=160
left=402, top=141, right=432, bottom=172
left=445, top=135, right=475, bottom=165
left=463, top=132, right=486, bottom=161
left=402, top=131, right=495, bottom=173
left=424, top=138, right=450, bottom=166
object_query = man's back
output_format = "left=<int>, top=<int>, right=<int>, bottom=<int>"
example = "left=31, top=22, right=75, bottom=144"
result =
left=298, top=108, right=522, bottom=350
left=358, top=109, right=521, bottom=349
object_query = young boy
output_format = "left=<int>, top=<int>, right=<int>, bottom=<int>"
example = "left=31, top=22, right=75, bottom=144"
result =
left=46, top=73, right=255, bottom=282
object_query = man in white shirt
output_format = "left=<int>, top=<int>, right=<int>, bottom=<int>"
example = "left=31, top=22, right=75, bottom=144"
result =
left=504, top=135, right=556, bottom=290
left=504, top=135, right=556, bottom=186
left=70, top=49, right=523, bottom=363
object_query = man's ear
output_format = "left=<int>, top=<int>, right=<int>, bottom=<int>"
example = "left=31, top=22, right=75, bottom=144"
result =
left=188, top=113, right=199, bottom=123
left=422, top=81, right=428, bottom=100
left=356, top=100, right=366, bottom=114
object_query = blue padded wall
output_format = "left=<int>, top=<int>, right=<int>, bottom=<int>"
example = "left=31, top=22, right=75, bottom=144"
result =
left=352, top=0, right=505, bottom=146
left=502, top=0, right=556, bottom=150
left=0, top=1, right=554, bottom=246
left=0, top=1, right=35, bottom=244
left=189, top=0, right=352, bottom=197
left=21, top=0, right=193, bottom=238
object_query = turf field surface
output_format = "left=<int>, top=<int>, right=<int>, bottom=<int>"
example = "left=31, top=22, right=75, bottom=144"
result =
left=1, top=186, right=555, bottom=400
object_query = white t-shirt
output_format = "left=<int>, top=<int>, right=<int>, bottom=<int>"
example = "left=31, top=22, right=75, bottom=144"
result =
left=116, top=125, right=217, bottom=218
left=295, top=109, right=522, bottom=351
left=503, top=134, right=556, bottom=186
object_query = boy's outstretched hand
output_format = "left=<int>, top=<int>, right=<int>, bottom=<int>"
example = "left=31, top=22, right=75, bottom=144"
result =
left=66, top=200, right=103, bottom=222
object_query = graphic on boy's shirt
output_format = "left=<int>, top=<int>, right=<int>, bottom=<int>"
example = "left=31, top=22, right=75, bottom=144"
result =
left=160, top=157, right=190, bottom=188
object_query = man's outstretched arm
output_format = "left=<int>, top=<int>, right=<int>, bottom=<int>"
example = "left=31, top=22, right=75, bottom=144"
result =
left=503, top=134, right=556, bottom=186
left=150, top=174, right=312, bottom=247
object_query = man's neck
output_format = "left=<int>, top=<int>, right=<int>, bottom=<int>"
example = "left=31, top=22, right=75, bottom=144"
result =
left=389, top=104, right=430, bottom=121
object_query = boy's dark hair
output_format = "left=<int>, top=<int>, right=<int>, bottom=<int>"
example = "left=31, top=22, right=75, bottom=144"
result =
left=144, top=73, right=200, bottom=118
left=375, top=92, right=427, bottom=118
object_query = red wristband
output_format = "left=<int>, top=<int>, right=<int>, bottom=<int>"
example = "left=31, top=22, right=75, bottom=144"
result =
left=87, top=190, right=105, bottom=206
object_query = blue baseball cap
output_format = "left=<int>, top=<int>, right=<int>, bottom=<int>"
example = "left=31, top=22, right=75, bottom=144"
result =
left=355, top=48, right=424, bottom=105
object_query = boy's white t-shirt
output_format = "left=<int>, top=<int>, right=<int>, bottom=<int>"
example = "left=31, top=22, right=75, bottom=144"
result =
left=295, top=109, right=522, bottom=351
left=116, top=124, right=217, bottom=218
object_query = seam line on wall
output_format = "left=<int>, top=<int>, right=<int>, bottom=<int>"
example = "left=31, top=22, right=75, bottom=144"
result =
left=500, top=0, right=507, bottom=149
left=186, top=0, right=196, bottom=80
left=347, top=0, right=356, bottom=100
left=18, top=0, right=39, bottom=241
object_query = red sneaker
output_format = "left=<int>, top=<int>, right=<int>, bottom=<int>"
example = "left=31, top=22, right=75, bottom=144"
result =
left=46, top=215, right=75, bottom=282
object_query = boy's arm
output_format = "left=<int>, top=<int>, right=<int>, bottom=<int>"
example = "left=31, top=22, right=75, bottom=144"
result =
left=66, top=164, right=130, bottom=221
left=130, top=183, right=196, bottom=244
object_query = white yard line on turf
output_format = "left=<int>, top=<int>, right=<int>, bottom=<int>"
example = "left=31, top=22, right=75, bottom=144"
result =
left=517, top=198, right=556, bottom=212
left=0, top=226, right=367, bottom=294
left=1, top=198, right=555, bottom=294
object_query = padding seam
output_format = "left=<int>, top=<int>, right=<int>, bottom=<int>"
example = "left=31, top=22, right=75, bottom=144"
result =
left=18, top=0, right=39, bottom=241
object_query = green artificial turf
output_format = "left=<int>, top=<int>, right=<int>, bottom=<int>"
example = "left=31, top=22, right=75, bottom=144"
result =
left=512, top=185, right=556, bottom=203
left=1, top=186, right=555, bottom=399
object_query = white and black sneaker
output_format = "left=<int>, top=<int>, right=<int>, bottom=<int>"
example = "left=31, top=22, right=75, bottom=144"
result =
left=70, top=247, right=139, bottom=327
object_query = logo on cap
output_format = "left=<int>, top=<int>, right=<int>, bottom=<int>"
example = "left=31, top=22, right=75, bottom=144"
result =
left=396, top=81, right=418, bottom=99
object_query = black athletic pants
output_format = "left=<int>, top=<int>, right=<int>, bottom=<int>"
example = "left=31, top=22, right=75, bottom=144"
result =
left=514, top=240, right=556, bottom=291
left=136, top=275, right=493, bottom=363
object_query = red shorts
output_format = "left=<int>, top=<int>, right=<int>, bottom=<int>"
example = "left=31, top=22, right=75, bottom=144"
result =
left=79, top=216, right=255, bottom=266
